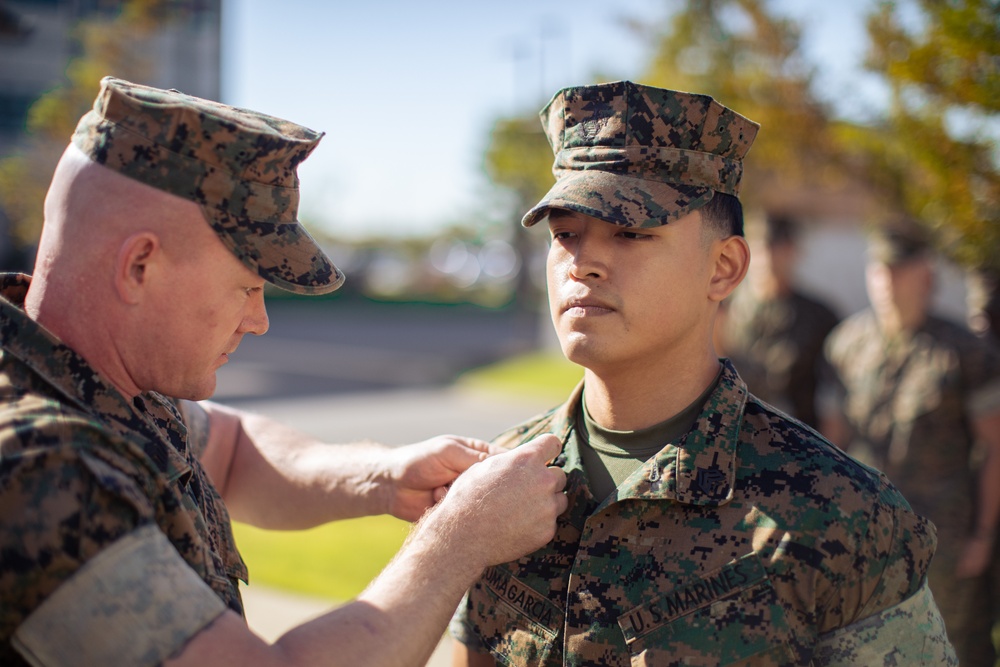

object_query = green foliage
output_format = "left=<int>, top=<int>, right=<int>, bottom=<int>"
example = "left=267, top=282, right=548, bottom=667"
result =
left=859, top=0, right=1000, bottom=272
left=482, top=116, right=553, bottom=304
left=484, top=116, right=554, bottom=208
left=867, top=0, right=999, bottom=111
left=640, top=0, right=851, bottom=212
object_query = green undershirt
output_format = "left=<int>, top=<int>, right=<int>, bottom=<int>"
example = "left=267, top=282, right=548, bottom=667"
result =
left=574, top=365, right=723, bottom=501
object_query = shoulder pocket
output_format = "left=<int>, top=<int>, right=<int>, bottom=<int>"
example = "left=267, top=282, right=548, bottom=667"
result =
left=618, top=553, right=795, bottom=666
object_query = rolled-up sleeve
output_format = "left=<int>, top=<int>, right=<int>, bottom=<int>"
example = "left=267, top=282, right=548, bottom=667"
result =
left=12, top=524, right=226, bottom=667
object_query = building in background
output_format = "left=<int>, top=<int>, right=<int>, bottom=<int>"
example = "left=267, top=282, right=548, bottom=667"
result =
left=0, top=0, right=221, bottom=269
left=751, top=178, right=968, bottom=323
left=0, top=0, right=220, bottom=152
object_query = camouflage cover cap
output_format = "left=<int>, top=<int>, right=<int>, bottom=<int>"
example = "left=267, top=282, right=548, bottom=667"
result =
left=523, top=80, right=760, bottom=229
left=72, top=76, right=344, bottom=295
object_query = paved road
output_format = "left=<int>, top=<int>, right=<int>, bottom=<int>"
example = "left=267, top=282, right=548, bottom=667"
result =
left=215, top=296, right=543, bottom=403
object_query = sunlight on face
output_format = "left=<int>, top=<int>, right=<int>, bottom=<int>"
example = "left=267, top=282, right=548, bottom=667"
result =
left=545, top=209, right=715, bottom=374
left=136, top=207, right=270, bottom=400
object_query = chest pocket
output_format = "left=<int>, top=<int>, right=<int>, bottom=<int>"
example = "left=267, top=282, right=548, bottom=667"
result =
left=617, top=554, right=795, bottom=667
left=467, top=565, right=565, bottom=666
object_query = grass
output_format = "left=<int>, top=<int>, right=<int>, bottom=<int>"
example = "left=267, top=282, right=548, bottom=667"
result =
left=233, top=350, right=579, bottom=601
left=456, top=349, right=583, bottom=402
left=233, top=515, right=412, bottom=601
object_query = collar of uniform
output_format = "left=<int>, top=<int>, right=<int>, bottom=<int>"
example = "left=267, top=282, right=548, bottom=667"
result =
left=558, top=360, right=745, bottom=507
left=653, top=359, right=746, bottom=505
left=0, top=273, right=192, bottom=484
left=492, top=381, right=581, bottom=459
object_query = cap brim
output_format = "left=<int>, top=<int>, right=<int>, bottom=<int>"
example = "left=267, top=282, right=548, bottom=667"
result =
left=522, top=170, right=714, bottom=229
left=206, top=210, right=345, bottom=295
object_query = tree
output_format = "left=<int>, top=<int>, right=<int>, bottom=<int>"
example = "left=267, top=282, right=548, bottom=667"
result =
left=852, top=0, right=999, bottom=274
left=481, top=114, right=554, bottom=307
left=637, top=0, right=860, bottom=217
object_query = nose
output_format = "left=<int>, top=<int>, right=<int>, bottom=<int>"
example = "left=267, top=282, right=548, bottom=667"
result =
left=568, top=233, right=609, bottom=281
left=240, top=292, right=269, bottom=336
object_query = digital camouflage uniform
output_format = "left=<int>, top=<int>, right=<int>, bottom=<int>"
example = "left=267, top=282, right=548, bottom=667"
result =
left=0, top=274, right=244, bottom=666
left=0, top=78, right=343, bottom=665
left=450, top=360, right=955, bottom=666
left=722, top=289, right=839, bottom=429
left=826, top=308, right=1000, bottom=667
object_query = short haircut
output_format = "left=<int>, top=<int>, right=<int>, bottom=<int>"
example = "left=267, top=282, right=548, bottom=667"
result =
left=700, top=192, right=744, bottom=239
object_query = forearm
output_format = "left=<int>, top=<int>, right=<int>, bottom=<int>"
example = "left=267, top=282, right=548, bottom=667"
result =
left=277, top=518, right=484, bottom=665
left=169, top=513, right=486, bottom=667
left=203, top=402, right=392, bottom=529
left=169, top=434, right=568, bottom=667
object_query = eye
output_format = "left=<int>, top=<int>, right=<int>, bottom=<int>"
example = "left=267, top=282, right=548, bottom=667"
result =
left=618, top=230, right=652, bottom=241
left=549, top=228, right=578, bottom=243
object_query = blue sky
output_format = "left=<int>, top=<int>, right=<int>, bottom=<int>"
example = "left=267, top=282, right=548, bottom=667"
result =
left=221, top=0, right=878, bottom=240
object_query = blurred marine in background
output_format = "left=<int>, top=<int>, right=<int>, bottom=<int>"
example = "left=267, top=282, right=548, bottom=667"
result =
left=824, top=223, right=1000, bottom=667
left=718, top=214, right=840, bottom=431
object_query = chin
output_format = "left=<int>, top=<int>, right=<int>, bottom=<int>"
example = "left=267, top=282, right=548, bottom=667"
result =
left=561, top=338, right=605, bottom=370
left=177, top=377, right=217, bottom=402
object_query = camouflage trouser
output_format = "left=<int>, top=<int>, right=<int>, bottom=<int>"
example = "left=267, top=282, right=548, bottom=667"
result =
left=928, top=548, right=996, bottom=667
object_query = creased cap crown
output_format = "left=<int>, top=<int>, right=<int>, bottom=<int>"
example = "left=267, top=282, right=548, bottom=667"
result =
left=523, top=80, right=760, bottom=229
left=73, top=76, right=343, bottom=295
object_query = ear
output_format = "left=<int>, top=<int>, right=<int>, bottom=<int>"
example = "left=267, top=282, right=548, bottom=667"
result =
left=114, top=232, right=161, bottom=305
left=708, top=235, right=750, bottom=302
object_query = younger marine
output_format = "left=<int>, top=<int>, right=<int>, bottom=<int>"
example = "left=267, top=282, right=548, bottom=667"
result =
left=450, top=81, right=955, bottom=667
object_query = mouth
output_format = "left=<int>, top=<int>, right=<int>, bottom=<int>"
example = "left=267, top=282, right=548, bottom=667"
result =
left=562, top=296, right=615, bottom=316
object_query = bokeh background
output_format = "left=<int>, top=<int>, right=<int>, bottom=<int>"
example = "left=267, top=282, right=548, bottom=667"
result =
left=1, top=0, right=997, bottom=319
left=1, top=0, right=998, bottom=661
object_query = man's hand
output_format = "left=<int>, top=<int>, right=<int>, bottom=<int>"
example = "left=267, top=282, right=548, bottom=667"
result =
left=384, top=435, right=500, bottom=522
left=425, top=434, right=569, bottom=569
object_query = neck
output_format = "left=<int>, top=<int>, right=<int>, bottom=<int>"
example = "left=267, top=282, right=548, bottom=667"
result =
left=582, top=351, right=721, bottom=431
left=25, top=273, right=142, bottom=399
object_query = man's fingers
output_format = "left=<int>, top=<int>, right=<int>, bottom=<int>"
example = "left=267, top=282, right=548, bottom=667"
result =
left=426, top=436, right=496, bottom=471
left=454, top=436, right=493, bottom=454
left=432, top=486, right=449, bottom=503
left=552, top=482, right=569, bottom=515
left=546, top=465, right=568, bottom=494
left=519, top=434, right=564, bottom=464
